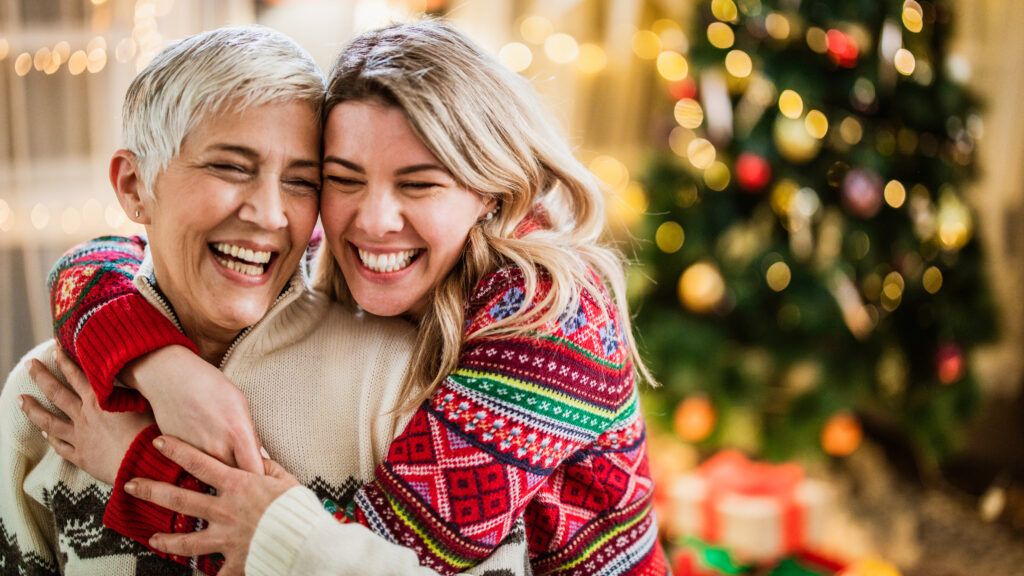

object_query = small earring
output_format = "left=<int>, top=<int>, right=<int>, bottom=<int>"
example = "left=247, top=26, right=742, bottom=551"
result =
left=134, top=209, right=141, bottom=219
left=482, top=204, right=499, bottom=222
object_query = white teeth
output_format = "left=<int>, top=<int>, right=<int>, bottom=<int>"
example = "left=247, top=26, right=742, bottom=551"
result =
left=212, top=243, right=272, bottom=264
left=216, top=257, right=265, bottom=277
left=357, top=248, right=419, bottom=273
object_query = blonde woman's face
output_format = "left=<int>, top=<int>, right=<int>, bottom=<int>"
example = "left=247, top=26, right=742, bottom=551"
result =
left=320, top=101, right=492, bottom=317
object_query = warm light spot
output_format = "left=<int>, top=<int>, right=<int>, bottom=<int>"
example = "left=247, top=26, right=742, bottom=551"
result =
left=669, top=127, right=695, bottom=157
left=0, top=39, right=9, bottom=60
left=15, top=52, right=32, bottom=76
left=849, top=230, right=870, bottom=259
left=0, top=199, right=10, bottom=226
left=806, top=27, right=828, bottom=53
left=884, top=180, right=907, bottom=208
left=116, top=38, right=137, bottom=62
left=31, top=204, right=50, bottom=230
left=105, top=203, right=126, bottom=229
left=687, top=138, right=716, bottom=169
left=82, top=198, right=103, bottom=225
left=86, top=36, right=107, bottom=53
left=520, top=16, right=553, bottom=44
left=839, top=116, right=864, bottom=145
left=724, top=50, right=752, bottom=78
left=707, top=22, right=735, bottom=49
left=894, top=48, right=916, bottom=76
left=711, top=0, right=739, bottom=22
left=654, top=19, right=687, bottom=52
left=498, top=42, right=532, bottom=72
left=771, top=179, right=799, bottom=216
left=632, top=30, right=662, bottom=60
left=44, top=51, right=62, bottom=74
left=87, top=48, right=107, bottom=73
left=903, top=1, right=924, bottom=33
left=67, top=50, right=88, bottom=75
left=33, top=47, right=52, bottom=71
left=544, top=33, right=579, bottom=64
left=154, top=0, right=175, bottom=17
left=765, top=13, right=791, bottom=40
left=922, top=266, right=943, bottom=294
left=575, top=43, right=607, bottom=74
left=655, top=221, right=685, bottom=253
left=703, top=161, right=731, bottom=191
left=766, top=261, right=792, bottom=291
left=778, top=89, right=803, bottom=119
left=805, top=109, right=829, bottom=139
left=678, top=262, right=726, bottom=314
left=61, top=207, right=82, bottom=235
left=674, top=98, right=704, bottom=129
left=589, top=155, right=630, bottom=193
left=657, top=50, right=688, bottom=81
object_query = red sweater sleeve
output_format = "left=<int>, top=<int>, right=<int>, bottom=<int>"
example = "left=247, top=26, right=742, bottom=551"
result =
left=48, top=235, right=198, bottom=412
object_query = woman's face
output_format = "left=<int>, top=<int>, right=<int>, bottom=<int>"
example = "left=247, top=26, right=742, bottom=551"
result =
left=320, top=101, right=491, bottom=317
left=142, top=100, right=321, bottom=348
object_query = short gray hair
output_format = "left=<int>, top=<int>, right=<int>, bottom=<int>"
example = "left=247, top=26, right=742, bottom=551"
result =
left=123, top=25, right=325, bottom=192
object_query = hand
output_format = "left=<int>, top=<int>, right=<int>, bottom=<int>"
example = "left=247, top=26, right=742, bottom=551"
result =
left=124, top=435, right=300, bottom=575
left=21, top=350, right=155, bottom=485
left=124, top=345, right=265, bottom=474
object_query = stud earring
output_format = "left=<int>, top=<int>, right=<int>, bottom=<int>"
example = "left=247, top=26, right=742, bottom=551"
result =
left=482, top=204, right=500, bottom=222
left=134, top=209, right=141, bottom=219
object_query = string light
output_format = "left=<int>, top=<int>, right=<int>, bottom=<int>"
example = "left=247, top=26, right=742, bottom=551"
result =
left=839, top=116, right=864, bottom=145
left=884, top=180, right=907, bottom=208
left=520, top=16, right=553, bottom=44
left=653, top=19, right=687, bottom=52
left=703, top=161, right=731, bottom=191
left=589, top=155, right=630, bottom=193
left=778, top=89, right=803, bottom=119
left=687, top=138, right=716, bottom=169
left=882, top=271, right=905, bottom=311
left=707, top=22, right=735, bottom=49
left=61, top=207, right=82, bottom=235
left=54, top=41, right=71, bottom=62
left=903, top=0, right=924, bottom=33
left=116, top=38, right=137, bottom=62
left=766, top=261, right=792, bottom=291
left=724, top=49, right=752, bottom=78
left=674, top=98, right=704, bottom=129
left=894, top=48, right=916, bottom=76
left=544, top=33, right=578, bottom=64
left=498, top=42, right=532, bottom=72
left=68, top=50, right=88, bottom=75
left=33, top=47, right=52, bottom=71
left=31, top=204, right=51, bottom=230
left=669, top=126, right=695, bottom=157
left=711, top=0, right=739, bottom=22
left=105, top=203, right=126, bottom=229
left=575, top=43, right=607, bottom=74
left=806, top=27, right=829, bottom=53
left=87, top=48, right=107, bottom=73
left=657, top=50, right=688, bottom=81
left=655, top=221, right=685, bottom=253
left=922, top=266, right=943, bottom=294
left=632, top=30, right=662, bottom=60
left=0, top=38, right=8, bottom=60
left=765, top=13, right=791, bottom=40
left=805, top=109, right=828, bottom=139
left=15, top=52, right=31, bottom=76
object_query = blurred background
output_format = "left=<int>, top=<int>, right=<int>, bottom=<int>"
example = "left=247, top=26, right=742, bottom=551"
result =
left=1, top=0, right=1023, bottom=574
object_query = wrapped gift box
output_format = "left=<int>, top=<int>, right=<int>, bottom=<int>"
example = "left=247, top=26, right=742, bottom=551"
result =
left=671, top=537, right=847, bottom=576
left=667, top=451, right=832, bottom=563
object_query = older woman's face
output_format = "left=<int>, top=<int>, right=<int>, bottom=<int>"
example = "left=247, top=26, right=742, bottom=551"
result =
left=141, top=100, right=320, bottom=343
left=320, top=101, right=491, bottom=318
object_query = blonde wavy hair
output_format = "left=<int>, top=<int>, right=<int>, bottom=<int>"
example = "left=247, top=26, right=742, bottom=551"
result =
left=316, top=20, right=655, bottom=403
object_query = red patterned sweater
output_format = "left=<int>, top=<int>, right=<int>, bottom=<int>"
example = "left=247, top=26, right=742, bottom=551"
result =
left=48, top=235, right=668, bottom=575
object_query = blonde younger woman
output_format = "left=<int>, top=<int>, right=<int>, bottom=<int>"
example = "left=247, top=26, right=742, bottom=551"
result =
left=26, top=20, right=668, bottom=576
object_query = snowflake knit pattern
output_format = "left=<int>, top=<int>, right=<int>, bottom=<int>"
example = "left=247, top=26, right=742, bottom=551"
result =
left=47, top=236, right=668, bottom=575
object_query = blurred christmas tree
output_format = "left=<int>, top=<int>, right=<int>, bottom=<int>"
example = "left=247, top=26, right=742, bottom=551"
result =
left=632, top=0, right=996, bottom=465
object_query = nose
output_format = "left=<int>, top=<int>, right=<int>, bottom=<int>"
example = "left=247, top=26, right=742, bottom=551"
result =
left=353, top=186, right=403, bottom=238
left=238, top=177, right=288, bottom=230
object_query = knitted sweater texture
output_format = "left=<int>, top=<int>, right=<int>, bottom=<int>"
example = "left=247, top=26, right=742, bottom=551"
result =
left=47, top=235, right=668, bottom=575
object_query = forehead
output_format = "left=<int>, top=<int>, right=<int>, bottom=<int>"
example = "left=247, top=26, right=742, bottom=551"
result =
left=183, top=100, right=320, bottom=155
left=324, top=101, right=438, bottom=165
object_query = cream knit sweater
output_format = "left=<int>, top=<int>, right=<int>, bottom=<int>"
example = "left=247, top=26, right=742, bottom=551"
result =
left=0, top=255, right=528, bottom=575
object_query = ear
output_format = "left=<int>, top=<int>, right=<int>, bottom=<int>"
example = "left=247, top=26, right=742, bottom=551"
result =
left=109, top=150, right=151, bottom=225
left=479, top=195, right=498, bottom=219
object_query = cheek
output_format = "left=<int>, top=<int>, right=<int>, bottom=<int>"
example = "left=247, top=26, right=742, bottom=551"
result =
left=319, top=193, right=356, bottom=238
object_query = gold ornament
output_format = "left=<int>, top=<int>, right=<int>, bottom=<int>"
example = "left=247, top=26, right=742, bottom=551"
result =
left=678, top=261, right=726, bottom=313
left=774, top=116, right=822, bottom=163
left=821, top=412, right=862, bottom=457
left=673, top=396, right=716, bottom=442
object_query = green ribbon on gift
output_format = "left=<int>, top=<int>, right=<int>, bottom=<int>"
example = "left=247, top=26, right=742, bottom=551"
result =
left=676, top=538, right=837, bottom=576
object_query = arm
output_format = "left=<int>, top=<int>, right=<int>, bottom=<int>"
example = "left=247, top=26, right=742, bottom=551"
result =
left=48, top=235, right=198, bottom=412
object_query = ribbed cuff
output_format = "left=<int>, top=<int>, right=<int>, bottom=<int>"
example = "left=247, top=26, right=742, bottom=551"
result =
left=75, top=294, right=198, bottom=412
left=103, top=423, right=185, bottom=548
left=246, top=486, right=330, bottom=576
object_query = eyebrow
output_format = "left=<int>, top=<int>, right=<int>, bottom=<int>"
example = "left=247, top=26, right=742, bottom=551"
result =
left=209, top=144, right=320, bottom=170
left=323, top=156, right=449, bottom=177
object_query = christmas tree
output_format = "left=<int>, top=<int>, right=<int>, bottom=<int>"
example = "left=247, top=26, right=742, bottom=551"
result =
left=632, top=0, right=995, bottom=465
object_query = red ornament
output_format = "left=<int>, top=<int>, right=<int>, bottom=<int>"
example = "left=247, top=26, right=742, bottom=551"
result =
left=936, top=343, right=965, bottom=384
left=736, top=152, right=772, bottom=192
left=826, top=29, right=859, bottom=68
left=669, top=78, right=698, bottom=100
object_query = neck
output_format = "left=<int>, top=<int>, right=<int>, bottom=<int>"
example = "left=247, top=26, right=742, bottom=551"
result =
left=180, top=320, right=236, bottom=365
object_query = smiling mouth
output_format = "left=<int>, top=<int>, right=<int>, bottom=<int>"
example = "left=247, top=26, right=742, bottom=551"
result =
left=352, top=244, right=423, bottom=274
left=210, top=242, right=277, bottom=277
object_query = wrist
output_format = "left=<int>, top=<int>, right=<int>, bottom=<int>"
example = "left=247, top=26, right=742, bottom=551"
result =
left=122, top=345, right=196, bottom=394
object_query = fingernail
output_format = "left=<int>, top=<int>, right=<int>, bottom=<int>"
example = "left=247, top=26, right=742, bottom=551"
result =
left=153, top=437, right=165, bottom=450
left=18, top=396, right=24, bottom=410
left=260, top=446, right=270, bottom=459
left=124, top=481, right=137, bottom=494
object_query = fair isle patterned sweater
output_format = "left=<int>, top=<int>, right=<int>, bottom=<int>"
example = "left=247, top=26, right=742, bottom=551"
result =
left=49, top=236, right=668, bottom=575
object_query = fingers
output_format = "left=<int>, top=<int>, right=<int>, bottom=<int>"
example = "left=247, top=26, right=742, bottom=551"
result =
left=148, top=530, right=223, bottom=558
left=27, top=359, right=81, bottom=416
left=233, top=438, right=265, bottom=476
left=55, top=348, right=92, bottom=400
left=154, top=436, right=236, bottom=488
left=20, top=394, right=75, bottom=439
left=125, top=478, right=218, bottom=519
